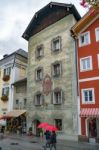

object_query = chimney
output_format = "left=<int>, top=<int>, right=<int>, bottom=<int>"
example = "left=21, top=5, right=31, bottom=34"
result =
left=3, top=54, right=8, bottom=58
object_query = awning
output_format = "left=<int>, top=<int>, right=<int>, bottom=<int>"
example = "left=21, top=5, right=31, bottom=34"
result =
left=80, top=108, right=99, bottom=118
left=4, top=110, right=26, bottom=118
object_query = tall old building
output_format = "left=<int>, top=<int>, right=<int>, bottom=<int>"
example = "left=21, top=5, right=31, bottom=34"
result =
left=22, top=2, right=81, bottom=140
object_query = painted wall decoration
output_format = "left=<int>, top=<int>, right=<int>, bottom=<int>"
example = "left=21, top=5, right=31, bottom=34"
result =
left=42, top=74, right=52, bottom=96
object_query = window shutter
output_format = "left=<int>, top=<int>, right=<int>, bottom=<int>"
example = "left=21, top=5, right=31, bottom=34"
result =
left=34, top=95, right=37, bottom=106
left=61, top=90, right=65, bottom=104
left=51, top=91, right=54, bottom=104
left=41, top=95, right=44, bottom=105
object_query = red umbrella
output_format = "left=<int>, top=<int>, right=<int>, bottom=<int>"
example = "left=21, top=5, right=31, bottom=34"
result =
left=45, top=125, right=58, bottom=131
left=37, top=122, right=49, bottom=128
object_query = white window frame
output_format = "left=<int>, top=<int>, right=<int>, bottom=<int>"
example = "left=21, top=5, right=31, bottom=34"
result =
left=53, top=89, right=62, bottom=104
left=97, top=54, right=99, bottom=68
left=4, top=67, right=11, bottom=76
left=79, top=31, right=90, bottom=47
left=2, top=86, right=9, bottom=96
left=81, top=88, right=95, bottom=104
left=80, top=56, right=92, bottom=72
left=95, top=27, right=99, bottom=42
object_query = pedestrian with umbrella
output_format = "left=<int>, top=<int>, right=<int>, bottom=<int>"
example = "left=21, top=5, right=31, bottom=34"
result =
left=44, top=125, right=58, bottom=150
left=50, top=131, right=57, bottom=150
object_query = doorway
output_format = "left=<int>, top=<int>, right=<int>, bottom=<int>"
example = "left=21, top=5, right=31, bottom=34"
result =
left=89, top=118, right=97, bottom=138
left=34, top=119, right=40, bottom=136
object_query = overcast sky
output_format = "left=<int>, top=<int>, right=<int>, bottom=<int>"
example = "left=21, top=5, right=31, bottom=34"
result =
left=0, top=0, right=88, bottom=59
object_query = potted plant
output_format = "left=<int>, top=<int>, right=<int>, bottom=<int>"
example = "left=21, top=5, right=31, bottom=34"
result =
left=1, top=95, right=8, bottom=102
left=3, top=75, right=10, bottom=82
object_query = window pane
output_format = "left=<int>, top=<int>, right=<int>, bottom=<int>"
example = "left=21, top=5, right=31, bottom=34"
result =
left=84, top=91, right=88, bottom=101
left=54, top=64, right=60, bottom=75
left=81, top=57, right=91, bottom=70
left=55, top=119, right=62, bottom=130
left=86, top=58, right=90, bottom=69
left=85, top=33, right=89, bottom=43
left=81, top=36, right=84, bottom=44
left=96, top=29, right=99, bottom=41
left=54, top=91, right=61, bottom=104
left=89, top=90, right=93, bottom=101
left=37, top=69, right=42, bottom=80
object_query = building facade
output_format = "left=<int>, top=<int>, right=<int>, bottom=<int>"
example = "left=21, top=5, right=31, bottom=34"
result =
left=23, top=2, right=81, bottom=140
left=0, top=49, right=27, bottom=124
left=71, top=8, right=99, bottom=142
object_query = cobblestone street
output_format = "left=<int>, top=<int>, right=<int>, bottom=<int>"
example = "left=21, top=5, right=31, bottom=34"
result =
left=0, top=134, right=99, bottom=150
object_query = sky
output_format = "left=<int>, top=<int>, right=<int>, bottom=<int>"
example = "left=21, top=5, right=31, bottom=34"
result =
left=0, top=0, right=88, bottom=59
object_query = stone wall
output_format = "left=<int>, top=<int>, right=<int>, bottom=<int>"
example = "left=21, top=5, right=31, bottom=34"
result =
left=27, top=14, right=78, bottom=140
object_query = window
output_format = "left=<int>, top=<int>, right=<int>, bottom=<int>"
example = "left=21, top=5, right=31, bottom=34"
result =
left=16, top=99, right=19, bottom=105
left=79, top=31, right=90, bottom=47
left=24, top=98, right=27, bottom=106
left=36, top=45, right=44, bottom=58
left=2, top=87, right=9, bottom=96
left=52, top=62, right=62, bottom=77
left=55, top=119, right=62, bottom=130
left=4, top=67, right=11, bottom=76
left=53, top=88, right=63, bottom=105
left=80, top=56, right=92, bottom=71
left=35, top=67, right=43, bottom=81
left=97, top=54, right=99, bottom=68
left=95, top=28, right=99, bottom=42
left=52, top=36, right=61, bottom=52
left=82, top=88, right=95, bottom=104
left=34, top=93, right=44, bottom=106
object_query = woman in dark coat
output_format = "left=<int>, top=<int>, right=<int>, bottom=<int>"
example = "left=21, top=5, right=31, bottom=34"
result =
left=44, top=130, right=51, bottom=149
left=50, top=131, right=57, bottom=150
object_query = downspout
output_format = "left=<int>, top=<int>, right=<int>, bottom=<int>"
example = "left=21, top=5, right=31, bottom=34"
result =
left=74, top=36, right=81, bottom=136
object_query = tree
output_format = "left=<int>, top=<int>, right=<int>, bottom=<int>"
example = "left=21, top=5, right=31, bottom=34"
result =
left=80, top=0, right=99, bottom=9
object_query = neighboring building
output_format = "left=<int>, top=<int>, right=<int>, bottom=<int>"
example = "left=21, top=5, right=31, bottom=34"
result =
left=0, top=49, right=27, bottom=117
left=71, top=8, right=99, bottom=142
left=22, top=2, right=81, bottom=140
left=12, top=78, right=27, bottom=110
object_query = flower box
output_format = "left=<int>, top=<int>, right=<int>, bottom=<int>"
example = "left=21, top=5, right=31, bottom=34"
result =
left=1, top=95, right=8, bottom=102
left=3, top=75, right=10, bottom=82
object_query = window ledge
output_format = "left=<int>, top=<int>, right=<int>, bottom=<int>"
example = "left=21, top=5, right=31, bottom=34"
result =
left=82, top=101, right=95, bottom=104
left=80, top=69, right=92, bottom=72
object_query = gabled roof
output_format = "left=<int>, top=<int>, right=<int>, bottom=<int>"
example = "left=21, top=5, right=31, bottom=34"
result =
left=22, top=2, right=81, bottom=41
left=0, top=49, right=28, bottom=62
left=71, top=8, right=99, bottom=37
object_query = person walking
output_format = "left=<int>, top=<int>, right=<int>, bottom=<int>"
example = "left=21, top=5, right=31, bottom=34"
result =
left=50, top=131, right=57, bottom=150
left=44, top=130, right=51, bottom=150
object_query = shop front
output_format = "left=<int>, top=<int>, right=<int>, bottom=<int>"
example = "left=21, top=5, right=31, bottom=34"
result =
left=80, top=108, right=99, bottom=143
left=4, top=110, right=27, bottom=134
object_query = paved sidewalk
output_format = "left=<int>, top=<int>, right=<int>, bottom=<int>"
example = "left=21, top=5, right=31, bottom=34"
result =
left=2, top=134, right=99, bottom=150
